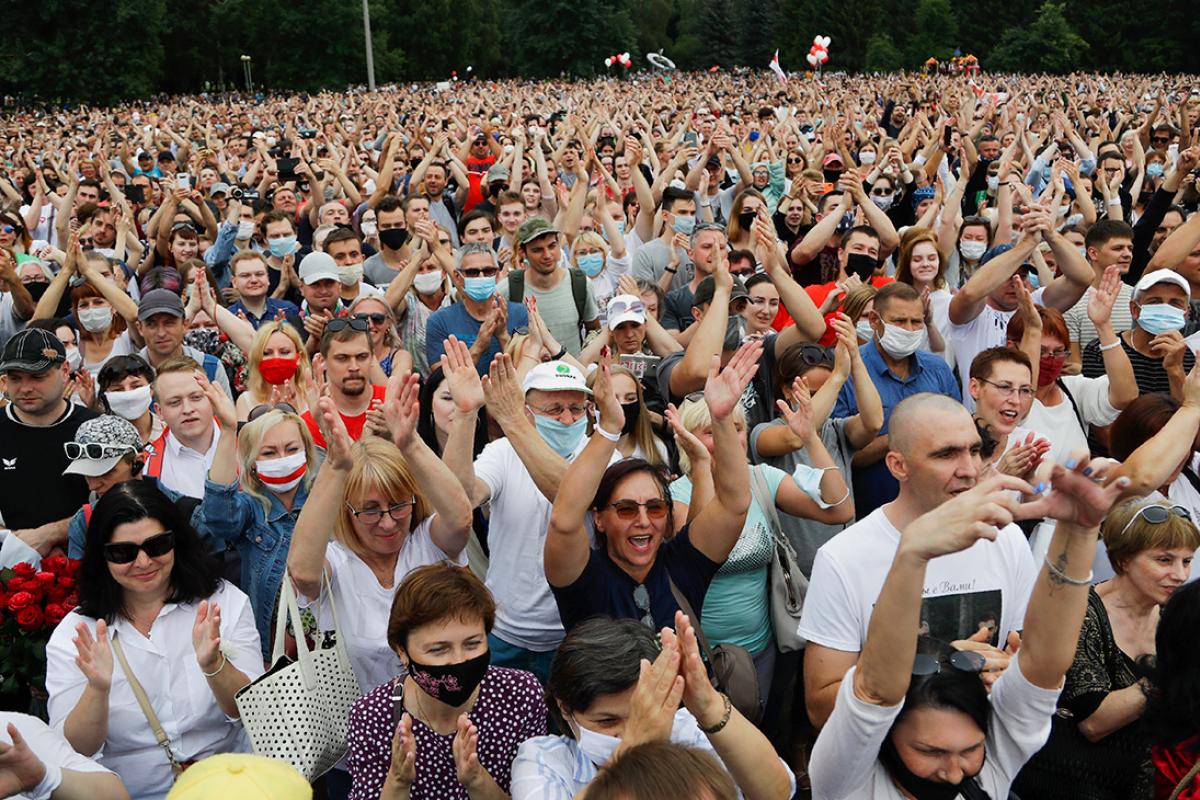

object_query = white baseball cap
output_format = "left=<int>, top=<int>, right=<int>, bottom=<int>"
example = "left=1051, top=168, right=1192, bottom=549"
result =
left=298, top=252, right=339, bottom=285
left=522, top=361, right=592, bottom=395
left=606, top=295, right=646, bottom=330
left=1134, top=269, right=1191, bottom=300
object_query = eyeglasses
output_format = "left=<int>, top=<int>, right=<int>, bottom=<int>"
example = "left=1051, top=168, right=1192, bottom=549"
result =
left=871, top=187, right=895, bottom=196
left=103, top=531, right=175, bottom=564
left=526, top=401, right=589, bottom=419
left=912, top=649, right=987, bottom=677
left=977, top=378, right=1035, bottom=400
left=1040, top=349, right=1070, bottom=360
left=1117, top=503, right=1191, bottom=539
left=247, top=402, right=297, bottom=422
left=606, top=499, right=670, bottom=520
left=458, top=266, right=499, bottom=279
left=325, top=317, right=369, bottom=333
left=64, top=442, right=137, bottom=460
left=633, top=583, right=655, bottom=630
left=353, top=312, right=388, bottom=325
left=346, top=500, right=416, bottom=525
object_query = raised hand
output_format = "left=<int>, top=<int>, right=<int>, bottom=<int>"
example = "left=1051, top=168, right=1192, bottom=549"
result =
left=481, top=353, right=525, bottom=428
left=388, top=713, right=417, bottom=790
left=616, top=633, right=684, bottom=750
left=440, top=335, right=485, bottom=414
left=382, top=370, right=421, bottom=450
left=1087, top=264, right=1121, bottom=327
left=703, top=340, right=763, bottom=421
left=776, top=377, right=816, bottom=442
left=318, top=396, right=355, bottom=470
left=666, top=611, right=725, bottom=730
left=73, top=619, right=113, bottom=692
left=0, top=723, right=47, bottom=798
left=591, top=347, right=624, bottom=434
left=452, top=714, right=490, bottom=791
left=900, top=474, right=1034, bottom=561
left=665, top=402, right=709, bottom=469
left=192, top=599, right=224, bottom=673
left=196, top=372, right=237, bottom=430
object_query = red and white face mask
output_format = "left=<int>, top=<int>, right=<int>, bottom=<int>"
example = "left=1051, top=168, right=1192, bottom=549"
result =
left=255, top=451, right=307, bottom=493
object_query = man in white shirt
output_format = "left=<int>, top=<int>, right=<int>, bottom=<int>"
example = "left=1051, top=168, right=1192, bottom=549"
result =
left=144, top=356, right=220, bottom=499
left=948, top=208, right=1093, bottom=407
left=799, top=392, right=1038, bottom=727
left=0, top=711, right=128, bottom=799
left=446, top=356, right=617, bottom=682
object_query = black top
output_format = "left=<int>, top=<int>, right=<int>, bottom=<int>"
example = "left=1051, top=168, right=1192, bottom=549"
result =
left=1012, top=588, right=1153, bottom=800
left=0, top=402, right=98, bottom=530
left=550, top=524, right=721, bottom=632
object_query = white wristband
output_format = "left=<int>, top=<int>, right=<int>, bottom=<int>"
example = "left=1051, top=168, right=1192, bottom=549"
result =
left=26, top=761, right=62, bottom=800
left=1107, top=198, right=1121, bottom=206
left=594, top=425, right=621, bottom=442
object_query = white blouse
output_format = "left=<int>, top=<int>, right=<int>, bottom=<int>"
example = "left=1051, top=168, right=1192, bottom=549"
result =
left=46, top=580, right=263, bottom=800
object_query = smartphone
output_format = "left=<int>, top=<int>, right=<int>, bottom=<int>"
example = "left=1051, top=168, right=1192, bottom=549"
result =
left=276, top=157, right=299, bottom=181
left=683, top=131, right=698, bottom=147
left=123, top=184, right=145, bottom=204
left=943, top=126, right=954, bottom=148
left=175, top=172, right=190, bottom=190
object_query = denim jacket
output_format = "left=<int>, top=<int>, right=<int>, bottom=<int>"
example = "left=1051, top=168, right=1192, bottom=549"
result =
left=199, top=477, right=309, bottom=658
left=67, top=478, right=198, bottom=560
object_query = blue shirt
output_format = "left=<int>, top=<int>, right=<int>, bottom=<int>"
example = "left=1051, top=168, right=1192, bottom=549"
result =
left=832, top=341, right=960, bottom=516
left=227, top=297, right=302, bottom=331
left=425, top=301, right=529, bottom=375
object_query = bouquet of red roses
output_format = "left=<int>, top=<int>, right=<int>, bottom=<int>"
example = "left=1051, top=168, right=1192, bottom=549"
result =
left=0, top=557, right=80, bottom=705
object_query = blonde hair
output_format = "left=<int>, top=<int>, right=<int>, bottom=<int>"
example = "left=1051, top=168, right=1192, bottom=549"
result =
left=841, top=284, right=878, bottom=322
left=1102, top=498, right=1200, bottom=575
left=334, top=436, right=432, bottom=559
left=586, top=365, right=665, bottom=467
left=237, top=411, right=318, bottom=514
left=571, top=231, right=609, bottom=271
left=675, top=395, right=744, bottom=475
left=349, top=295, right=403, bottom=351
left=244, top=321, right=314, bottom=405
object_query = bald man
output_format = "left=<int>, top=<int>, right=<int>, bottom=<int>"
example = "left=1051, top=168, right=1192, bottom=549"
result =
left=797, top=393, right=1039, bottom=727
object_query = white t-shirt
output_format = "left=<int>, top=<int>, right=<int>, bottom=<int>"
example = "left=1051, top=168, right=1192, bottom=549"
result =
left=47, top=581, right=262, bottom=800
left=81, top=329, right=135, bottom=379
left=798, top=506, right=1038, bottom=651
left=1021, top=375, right=1119, bottom=466
left=808, top=661, right=1061, bottom=800
left=0, top=712, right=111, bottom=799
left=300, top=516, right=465, bottom=696
left=474, top=437, right=620, bottom=651
left=949, top=287, right=1047, bottom=410
left=1063, top=283, right=1134, bottom=347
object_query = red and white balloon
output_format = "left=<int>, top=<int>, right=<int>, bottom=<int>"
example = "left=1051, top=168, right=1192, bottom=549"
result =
left=806, top=35, right=831, bottom=68
left=604, top=52, right=633, bottom=69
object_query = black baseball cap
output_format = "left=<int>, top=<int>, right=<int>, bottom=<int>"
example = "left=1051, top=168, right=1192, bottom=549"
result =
left=693, top=275, right=750, bottom=308
left=0, top=329, right=66, bottom=374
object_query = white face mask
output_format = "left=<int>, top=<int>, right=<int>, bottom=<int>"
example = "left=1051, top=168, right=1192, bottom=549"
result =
left=855, top=320, right=874, bottom=340
left=338, top=262, right=364, bottom=287
left=236, top=220, right=256, bottom=240
left=413, top=271, right=444, bottom=295
left=361, top=221, right=378, bottom=236
left=960, top=240, right=988, bottom=261
left=105, top=385, right=153, bottom=420
left=859, top=151, right=877, bottom=165
left=64, top=347, right=82, bottom=372
left=78, top=306, right=113, bottom=333
left=878, top=321, right=925, bottom=359
left=254, top=450, right=308, bottom=493
left=869, top=194, right=894, bottom=211
left=573, top=718, right=621, bottom=766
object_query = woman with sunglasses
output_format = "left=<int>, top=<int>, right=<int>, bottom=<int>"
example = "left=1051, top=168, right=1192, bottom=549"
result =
left=47, top=480, right=263, bottom=800
left=545, top=346, right=754, bottom=633
left=0, top=211, right=31, bottom=254
left=234, top=320, right=313, bottom=421
left=810, top=459, right=1127, bottom=800
left=1012, top=498, right=1200, bottom=800
left=200, top=372, right=319, bottom=660
left=349, top=295, right=412, bottom=380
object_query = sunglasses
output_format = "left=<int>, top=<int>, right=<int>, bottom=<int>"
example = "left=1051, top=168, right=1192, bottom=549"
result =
left=346, top=500, right=415, bottom=525
left=1118, top=503, right=1191, bottom=538
left=325, top=317, right=369, bottom=333
left=633, top=583, right=655, bottom=630
left=606, top=498, right=670, bottom=520
left=608, top=298, right=645, bottom=317
left=871, top=187, right=895, bottom=196
left=912, top=650, right=987, bottom=677
left=0, top=225, right=15, bottom=234
left=64, top=442, right=137, bottom=460
left=796, top=343, right=834, bottom=367
left=458, top=267, right=499, bottom=278
left=103, top=531, right=175, bottom=564
left=247, top=402, right=298, bottom=422
left=353, top=312, right=388, bottom=325
left=787, top=157, right=805, bottom=164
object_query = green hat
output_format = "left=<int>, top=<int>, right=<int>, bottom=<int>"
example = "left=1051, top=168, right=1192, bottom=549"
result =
left=516, top=217, right=559, bottom=246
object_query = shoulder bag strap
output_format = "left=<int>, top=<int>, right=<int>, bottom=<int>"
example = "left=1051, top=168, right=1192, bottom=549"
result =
left=748, top=465, right=784, bottom=540
left=666, top=574, right=719, bottom=667
left=1170, top=756, right=1200, bottom=800
left=1055, top=377, right=1087, bottom=434
left=111, top=631, right=184, bottom=777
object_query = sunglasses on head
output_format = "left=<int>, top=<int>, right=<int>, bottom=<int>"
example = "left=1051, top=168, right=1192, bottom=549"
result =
left=912, top=649, right=987, bottom=677
left=606, top=498, right=670, bottom=520
left=1118, top=503, right=1191, bottom=538
left=325, top=317, right=369, bottom=333
left=247, top=402, right=298, bottom=422
left=353, top=312, right=388, bottom=325
left=103, top=531, right=175, bottom=564
left=797, top=343, right=834, bottom=367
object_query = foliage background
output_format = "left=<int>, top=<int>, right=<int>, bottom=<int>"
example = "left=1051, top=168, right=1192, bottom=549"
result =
left=1, top=0, right=1196, bottom=103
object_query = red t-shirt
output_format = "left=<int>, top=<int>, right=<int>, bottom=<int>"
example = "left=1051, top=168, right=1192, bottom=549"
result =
left=302, top=384, right=387, bottom=448
left=772, top=276, right=895, bottom=346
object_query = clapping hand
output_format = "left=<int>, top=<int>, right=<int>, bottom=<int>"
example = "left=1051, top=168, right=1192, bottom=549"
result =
left=440, top=335, right=486, bottom=415
left=703, top=340, right=763, bottom=421
left=0, top=724, right=47, bottom=798
left=72, top=619, right=113, bottom=692
left=192, top=599, right=224, bottom=674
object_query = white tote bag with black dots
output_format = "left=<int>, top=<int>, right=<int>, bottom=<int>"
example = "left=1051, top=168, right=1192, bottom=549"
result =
left=235, top=570, right=362, bottom=780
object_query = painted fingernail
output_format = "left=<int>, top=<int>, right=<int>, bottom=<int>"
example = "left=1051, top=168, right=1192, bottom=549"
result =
left=1082, top=467, right=1094, bottom=477
left=1063, top=457, right=1078, bottom=470
left=1035, top=481, right=1047, bottom=494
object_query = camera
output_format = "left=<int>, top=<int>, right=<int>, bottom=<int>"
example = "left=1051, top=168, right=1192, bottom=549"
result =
left=230, top=187, right=259, bottom=202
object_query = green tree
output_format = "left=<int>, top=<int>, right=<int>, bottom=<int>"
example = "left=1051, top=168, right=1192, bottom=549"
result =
left=503, top=0, right=635, bottom=77
left=989, top=2, right=1087, bottom=74
left=864, top=33, right=903, bottom=72
left=906, top=0, right=958, bottom=66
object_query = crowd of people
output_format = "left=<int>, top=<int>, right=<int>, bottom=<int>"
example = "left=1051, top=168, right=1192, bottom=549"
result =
left=0, top=67, right=1199, bottom=799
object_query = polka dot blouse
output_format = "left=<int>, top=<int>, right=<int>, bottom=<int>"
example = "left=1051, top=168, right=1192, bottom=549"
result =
left=346, top=665, right=547, bottom=799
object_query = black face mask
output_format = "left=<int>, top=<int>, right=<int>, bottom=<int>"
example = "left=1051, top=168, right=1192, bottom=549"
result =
left=406, top=649, right=490, bottom=708
left=24, top=282, right=49, bottom=303
left=878, top=734, right=990, bottom=800
left=379, top=228, right=410, bottom=251
left=737, top=210, right=757, bottom=230
left=823, top=169, right=842, bottom=184
left=845, top=252, right=878, bottom=281
left=620, top=400, right=641, bottom=435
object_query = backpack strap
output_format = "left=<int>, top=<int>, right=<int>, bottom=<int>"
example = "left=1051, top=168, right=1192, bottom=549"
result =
left=202, top=354, right=221, bottom=383
left=568, top=267, right=588, bottom=323
left=507, top=269, right=526, bottom=304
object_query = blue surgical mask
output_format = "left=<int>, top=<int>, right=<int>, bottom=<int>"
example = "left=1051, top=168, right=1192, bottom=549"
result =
left=573, top=718, right=621, bottom=766
left=1146, top=163, right=1165, bottom=179
left=463, top=276, right=497, bottom=302
left=615, top=220, right=626, bottom=235
left=670, top=213, right=695, bottom=235
left=268, top=235, right=297, bottom=258
left=1136, top=302, right=1185, bottom=334
left=531, top=413, right=588, bottom=457
left=792, top=463, right=835, bottom=508
left=1027, top=271, right=1040, bottom=289
left=577, top=253, right=605, bottom=277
